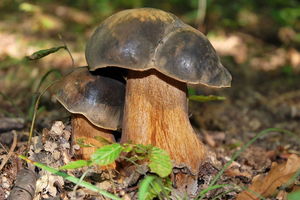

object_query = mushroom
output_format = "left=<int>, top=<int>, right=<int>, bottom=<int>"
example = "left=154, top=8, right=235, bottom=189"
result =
left=86, top=8, right=231, bottom=174
left=52, top=67, right=125, bottom=159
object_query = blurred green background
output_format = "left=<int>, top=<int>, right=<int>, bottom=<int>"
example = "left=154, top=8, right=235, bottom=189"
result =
left=1, top=0, right=299, bottom=40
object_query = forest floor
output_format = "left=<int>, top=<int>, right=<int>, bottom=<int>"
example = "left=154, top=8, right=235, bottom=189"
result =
left=0, top=4, right=300, bottom=200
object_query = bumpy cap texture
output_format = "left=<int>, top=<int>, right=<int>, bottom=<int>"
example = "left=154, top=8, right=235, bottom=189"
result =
left=52, top=67, right=125, bottom=130
left=86, top=8, right=231, bottom=87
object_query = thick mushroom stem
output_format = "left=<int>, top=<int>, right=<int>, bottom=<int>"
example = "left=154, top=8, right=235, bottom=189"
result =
left=72, top=114, right=115, bottom=160
left=121, top=69, right=206, bottom=174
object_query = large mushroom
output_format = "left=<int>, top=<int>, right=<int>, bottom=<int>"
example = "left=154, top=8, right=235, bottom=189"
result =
left=86, top=8, right=231, bottom=175
left=52, top=67, right=125, bottom=159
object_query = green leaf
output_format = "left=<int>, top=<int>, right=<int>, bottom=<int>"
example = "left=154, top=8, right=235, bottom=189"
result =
left=134, top=144, right=152, bottom=154
left=91, top=143, right=123, bottom=166
left=18, top=155, right=122, bottom=200
left=26, top=46, right=66, bottom=60
left=122, top=144, right=133, bottom=153
left=138, top=175, right=163, bottom=200
left=288, top=190, right=300, bottom=200
left=59, top=160, right=91, bottom=170
left=148, top=147, right=172, bottom=178
left=189, top=95, right=226, bottom=102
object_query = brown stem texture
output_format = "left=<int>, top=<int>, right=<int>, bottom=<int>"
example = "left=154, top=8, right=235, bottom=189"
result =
left=121, top=69, right=206, bottom=174
left=72, top=114, right=115, bottom=160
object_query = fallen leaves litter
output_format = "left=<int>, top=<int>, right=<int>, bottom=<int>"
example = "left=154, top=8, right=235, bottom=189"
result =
left=237, top=154, right=300, bottom=200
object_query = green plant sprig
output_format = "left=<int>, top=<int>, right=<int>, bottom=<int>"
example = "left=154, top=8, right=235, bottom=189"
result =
left=18, top=155, right=122, bottom=200
left=21, top=142, right=173, bottom=200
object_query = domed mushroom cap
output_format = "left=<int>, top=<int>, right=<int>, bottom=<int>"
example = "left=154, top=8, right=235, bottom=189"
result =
left=86, top=8, right=231, bottom=87
left=52, top=67, right=125, bottom=130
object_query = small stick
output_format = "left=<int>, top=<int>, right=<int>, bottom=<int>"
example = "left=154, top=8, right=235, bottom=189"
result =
left=0, top=131, right=17, bottom=171
left=7, top=168, right=37, bottom=200
left=0, top=142, right=9, bottom=153
left=196, top=0, right=207, bottom=28
left=58, top=34, right=75, bottom=67
left=108, top=170, right=117, bottom=195
left=27, top=81, right=58, bottom=150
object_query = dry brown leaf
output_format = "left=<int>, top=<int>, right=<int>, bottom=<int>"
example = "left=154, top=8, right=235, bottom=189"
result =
left=236, top=154, right=300, bottom=200
left=210, top=34, right=248, bottom=64
left=225, top=167, right=252, bottom=179
left=288, top=48, right=300, bottom=69
left=276, top=190, right=288, bottom=200
left=203, top=130, right=216, bottom=147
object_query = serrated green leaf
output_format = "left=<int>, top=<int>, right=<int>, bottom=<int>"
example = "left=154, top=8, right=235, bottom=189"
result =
left=134, top=144, right=152, bottom=154
left=59, top=160, right=91, bottom=170
left=26, top=46, right=66, bottom=60
left=148, top=147, right=172, bottom=178
left=91, top=143, right=123, bottom=166
left=189, top=95, right=226, bottom=102
left=122, top=144, right=133, bottom=153
left=138, top=175, right=162, bottom=200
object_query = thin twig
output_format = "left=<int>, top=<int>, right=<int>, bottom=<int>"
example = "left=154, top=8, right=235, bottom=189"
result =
left=27, top=81, right=59, bottom=150
left=108, top=169, right=117, bottom=195
left=8, top=168, right=37, bottom=200
left=0, top=142, right=9, bottom=153
left=0, top=131, right=17, bottom=171
left=58, top=34, right=75, bottom=67
left=196, top=0, right=207, bottom=27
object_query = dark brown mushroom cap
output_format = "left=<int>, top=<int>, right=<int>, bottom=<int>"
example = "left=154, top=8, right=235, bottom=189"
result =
left=52, top=67, right=125, bottom=130
left=86, top=8, right=231, bottom=87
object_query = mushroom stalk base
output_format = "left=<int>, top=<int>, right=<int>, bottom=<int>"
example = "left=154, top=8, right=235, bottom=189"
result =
left=72, top=115, right=115, bottom=160
left=121, top=69, right=206, bottom=174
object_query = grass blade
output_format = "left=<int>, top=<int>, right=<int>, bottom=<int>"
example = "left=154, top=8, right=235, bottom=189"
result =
left=18, top=155, right=122, bottom=200
left=59, top=160, right=91, bottom=170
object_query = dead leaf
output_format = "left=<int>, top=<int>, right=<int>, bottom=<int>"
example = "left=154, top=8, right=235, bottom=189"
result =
left=225, top=167, right=252, bottom=180
left=210, top=34, right=248, bottom=64
left=288, top=48, right=300, bottom=69
left=203, top=130, right=216, bottom=147
left=236, top=154, right=300, bottom=200
left=203, top=130, right=225, bottom=147
left=250, top=48, right=287, bottom=71
left=276, top=190, right=288, bottom=200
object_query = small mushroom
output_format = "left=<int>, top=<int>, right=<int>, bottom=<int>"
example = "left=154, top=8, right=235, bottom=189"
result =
left=52, top=67, right=125, bottom=159
left=86, top=8, right=231, bottom=174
